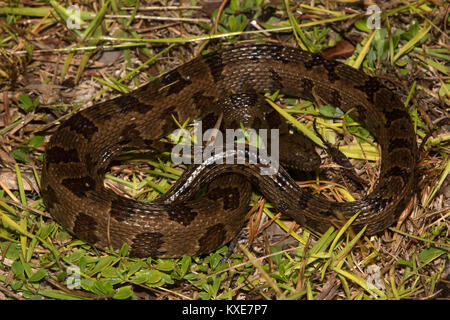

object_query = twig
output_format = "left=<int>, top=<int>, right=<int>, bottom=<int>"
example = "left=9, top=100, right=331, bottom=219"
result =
left=104, top=14, right=210, bottom=23
left=214, top=0, right=229, bottom=34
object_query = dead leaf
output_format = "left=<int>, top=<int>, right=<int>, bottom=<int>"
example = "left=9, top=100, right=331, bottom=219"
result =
left=201, top=0, right=223, bottom=16
left=322, top=40, right=355, bottom=59
left=0, top=169, right=38, bottom=191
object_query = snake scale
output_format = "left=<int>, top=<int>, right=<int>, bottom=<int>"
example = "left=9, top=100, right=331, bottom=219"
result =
left=41, top=43, right=417, bottom=258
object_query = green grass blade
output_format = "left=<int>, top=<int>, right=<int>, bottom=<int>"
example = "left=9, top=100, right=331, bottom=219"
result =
left=266, top=99, right=325, bottom=148
left=393, top=21, right=431, bottom=63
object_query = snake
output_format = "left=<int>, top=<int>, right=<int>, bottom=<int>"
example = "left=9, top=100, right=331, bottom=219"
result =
left=41, top=43, right=417, bottom=258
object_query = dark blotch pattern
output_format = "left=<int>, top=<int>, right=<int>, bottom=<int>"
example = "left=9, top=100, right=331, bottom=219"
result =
left=252, top=117, right=262, bottom=130
left=329, top=88, right=342, bottom=108
left=84, top=153, right=94, bottom=172
left=117, top=137, right=132, bottom=146
left=118, top=123, right=140, bottom=146
left=202, top=52, right=224, bottom=82
left=197, top=223, right=227, bottom=254
left=384, top=166, right=409, bottom=186
left=110, top=198, right=134, bottom=222
left=268, top=45, right=289, bottom=64
left=164, top=106, right=177, bottom=120
left=319, top=208, right=335, bottom=217
left=193, top=91, right=216, bottom=111
left=323, top=61, right=340, bottom=82
left=45, top=146, right=80, bottom=167
left=304, top=54, right=340, bottom=82
left=277, top=200, right=289, bottom=211
left=354, top=105, right=367, bottom=124
left=384, top=108, right=409, bottom=128
left=365, top=196, right=391, bottom=213
left=207, top=187, right=240, bottom=210
left=269, top=67, right=283, bottom=90
left=303, top=54, right=324, bottom=69
left=166, top=204, right=198, bottom=226
left=160, top=70, right=192, bottom=95
left=201, top=112, right=220, bottom=129
left=60, top=113, right=98, bottom=141
left=116, top=95, right=151, bottom=114
left=61, top=176, right=96, bottom=198
left=130, top=232, right=165, bottom=257
left=354, top=77, right=382, bottom=103
left=388, top=138, right=411, bottom=153
left=300, top=78, right=315, bottom=99
left=297, top=191, right=313, bottom=210
left=316, top=86, right=342, bottom=109
left=73, top=212, right=99, bottom=244
left=121, top=123, right=136, bottom=134
left=266, top=110, right=282, bottom=129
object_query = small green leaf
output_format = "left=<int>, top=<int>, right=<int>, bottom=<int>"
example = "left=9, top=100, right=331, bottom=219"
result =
left=402, top=19, right=419, bottom=40
left=89, top=255, right=115, bottom=275
left=344, top=114, right=355, bottom=124
left=218, top=290, right=234, bottom=300
left=236, top=14, right=247, bottom=31
left=439, top=82, right=450, bottom=97
left=183, top=273, right=198, bottom=281
left=80, top=278, right=95, bottom=291
left=156, top=260, right=175, bottom=272
left=12, top=148, right=28, bottom=162
left=419, top=247, right=445, bottom=266
left=38, top=289, right=85, bottom=300
left=11, top=261, right=25, bottom=280
left=28, top=135, right=45, bottom=149
left=319, top=105, right=337, bottom=117
left=199, top=291, right=211, bottom=300
left=92, top=280, right=114, bottom=295
left=395, top=57, right=408, bottom=67
left=10, top=281, right=23, bottom=290
left=208, top=252, right=222, bottom=270
left=270, top=245, right=282, bottom=263
left=228, top=15, right=237, bottom=32
left=397, top=260, right=414, bottom=268
left=230, top=0, right=240, bottom=11
left=134, top=269, right=163, bottom=284
left=33, top=97, right=40, bottom=107
left=178, top=256, right=191, bottom=278
left=18, top=94, right=33, bottom=112
left=3, top=243, right=21, bottom=260
left=393, top=20, right=431, bottom=63
left=354, top=18, right=371, bottom=33
left=211, top=275, right=222, bottom=296
left=100, top=266, right=120, bottom=279
left=113, top=285, right=134, bottom=300
left=127, top=260, right=146, bottom=277
left=119, top=243, right=129, bottom=256
left=356, top=126, right=371, bottom=138
left=38, top=224, right=54, bottom=240
left=147, top=270, right=163, bottom=284
left=29, top=269, right=47, bottom=282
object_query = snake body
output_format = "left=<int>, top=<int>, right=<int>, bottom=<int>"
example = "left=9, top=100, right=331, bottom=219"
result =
left=41, top=44, right=417, bottom=257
